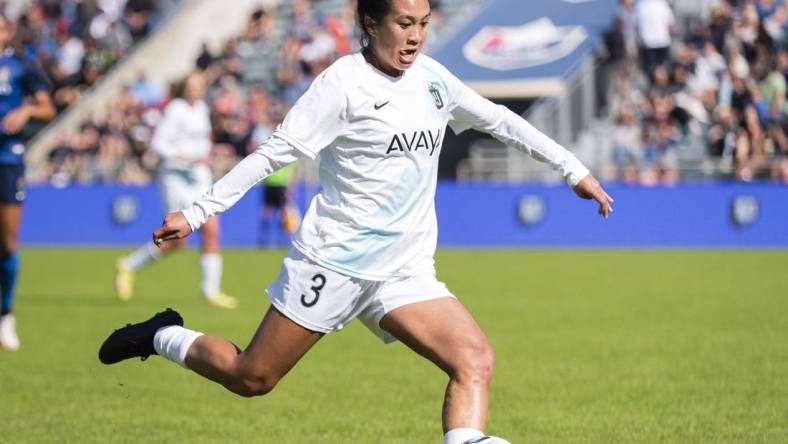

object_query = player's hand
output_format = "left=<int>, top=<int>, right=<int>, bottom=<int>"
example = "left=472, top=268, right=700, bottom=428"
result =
left=573, top=174, right=614, bottom=218
left=152, top=212, right=193, bottom=247
left=2, top=108, right=31, bottom=134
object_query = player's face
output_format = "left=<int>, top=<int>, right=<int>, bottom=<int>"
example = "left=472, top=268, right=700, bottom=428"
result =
left=184, top=74, right=206, bottom=103
left=0, top=17, right=13, bottom=48
left=367, top=0, right=431, bottom=76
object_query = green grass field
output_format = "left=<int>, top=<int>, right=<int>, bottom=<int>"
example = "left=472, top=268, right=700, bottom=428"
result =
left=1, top=248, right=786, bottom=443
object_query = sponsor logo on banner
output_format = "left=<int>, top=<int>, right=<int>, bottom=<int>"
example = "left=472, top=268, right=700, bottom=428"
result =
left=730, top=195, right=759, bottom=227
left=112, top=195, right=140, bottom=225
left=463, top=18, right=587, bottom=71
left=518, top=195, right=546, bottom=226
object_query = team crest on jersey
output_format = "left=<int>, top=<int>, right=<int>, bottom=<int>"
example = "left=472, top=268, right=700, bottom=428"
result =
left=428, top=82, right=444, bottom=110
left=0, top=67, right=11, bottom=95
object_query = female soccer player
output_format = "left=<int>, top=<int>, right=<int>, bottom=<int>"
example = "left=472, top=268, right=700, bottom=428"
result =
left=114, top=71, right=237, bottom=309
left=100, top=1, right=613, bottom=442
left=0, top=15, right=55, bottom=350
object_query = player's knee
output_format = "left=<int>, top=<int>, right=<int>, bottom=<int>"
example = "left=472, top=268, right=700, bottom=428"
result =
left=236, top=372, right=279, bottom=397
left=172, top=238, right=187, bottom=249
left=450, top=337, right=495, bottom=385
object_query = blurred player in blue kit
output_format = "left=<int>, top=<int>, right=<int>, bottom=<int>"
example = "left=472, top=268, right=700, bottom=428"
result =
left=99, top=1, right=613, bottom=442
left=0, top=14, right=55, bottom=351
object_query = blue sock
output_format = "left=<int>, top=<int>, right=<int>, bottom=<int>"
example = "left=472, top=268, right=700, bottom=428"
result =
left=0, top=252, right=19, bottom=316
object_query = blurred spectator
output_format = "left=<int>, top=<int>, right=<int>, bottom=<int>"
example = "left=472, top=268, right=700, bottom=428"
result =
left=128, top=72, right=165, bottom=107
left=636, top=0, right=674, bottom=76
left=604, top=0, right=788, bottom=183
left=611, top=102, right=643, bottom=183
left=617, top=0, right=638, bottom=64
left=641, top=119, right=679, bottom=185
left=195, top=42, right=214, bottom=71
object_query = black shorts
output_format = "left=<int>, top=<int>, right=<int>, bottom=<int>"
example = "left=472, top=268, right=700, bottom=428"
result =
left=263, top=185, right=287, bottom=209
left=0, top=163, right=25, bottom=204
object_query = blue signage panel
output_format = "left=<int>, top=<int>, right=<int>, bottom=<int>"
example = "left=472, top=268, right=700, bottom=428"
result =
left=435, top=182, right=788, bottom=247
left=18, top=182, right=788, bottom=248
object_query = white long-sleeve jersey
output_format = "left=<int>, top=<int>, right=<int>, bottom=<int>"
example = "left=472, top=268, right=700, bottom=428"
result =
left=183, top=53, right=589, bottom=280
left=151, top=98, right=212, bottom=168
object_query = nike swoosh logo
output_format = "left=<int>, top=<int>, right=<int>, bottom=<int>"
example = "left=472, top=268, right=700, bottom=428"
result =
left=374, top=101, right=390, bottom=110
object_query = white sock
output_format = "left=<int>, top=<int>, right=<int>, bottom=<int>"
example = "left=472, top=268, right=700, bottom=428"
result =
left=153, top=325, right=203, bottom=368
left=444, top=428, right=485, bottom=444
left=122, top=241, right=163, bottom=271
left=200, top=253, right=223, bottom=296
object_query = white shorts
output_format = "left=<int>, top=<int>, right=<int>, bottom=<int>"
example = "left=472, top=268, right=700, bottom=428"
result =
left=158, top=164, right=213, bottom=213
left=266, top=249, right=454, bottom=343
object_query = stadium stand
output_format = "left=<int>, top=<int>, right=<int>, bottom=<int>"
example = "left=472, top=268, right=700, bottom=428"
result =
left=20, top=0, right=478, bottom=186
left=23, top=0, right=784, bottom=186
left=436, top=0, right=786, bottom=184
left=7, top=0, right=172, bottom=115
left=599, top=0, right=787, bottom=184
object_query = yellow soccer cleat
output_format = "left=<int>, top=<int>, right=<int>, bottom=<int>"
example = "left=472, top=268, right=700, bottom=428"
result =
left=114, top=260, right=135, bottom=301
left=204, top=292, right=238, bottom=309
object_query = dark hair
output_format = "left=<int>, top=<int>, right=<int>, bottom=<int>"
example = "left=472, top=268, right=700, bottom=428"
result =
left=356, top=0, right=393, bottom=47
left=169, top=77, right=187, bottom=99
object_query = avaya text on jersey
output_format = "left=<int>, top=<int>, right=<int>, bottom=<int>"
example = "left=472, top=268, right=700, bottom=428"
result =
left=385, top=129, right=442, bottom=155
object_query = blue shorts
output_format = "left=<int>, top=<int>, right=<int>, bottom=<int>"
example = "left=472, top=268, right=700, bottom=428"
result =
left=0, top=163, right=25, bottom=204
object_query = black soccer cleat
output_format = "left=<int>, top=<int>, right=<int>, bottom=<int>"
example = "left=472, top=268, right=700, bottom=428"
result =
left=98, top=308, right=183, bottom=365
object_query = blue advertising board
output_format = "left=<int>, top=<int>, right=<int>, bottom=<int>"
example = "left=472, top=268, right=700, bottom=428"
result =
left=18, top=182, right=788, bottom=248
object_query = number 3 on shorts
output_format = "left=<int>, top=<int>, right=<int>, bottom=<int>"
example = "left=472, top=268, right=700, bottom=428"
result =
left=300, top=273, right=326, bottom=307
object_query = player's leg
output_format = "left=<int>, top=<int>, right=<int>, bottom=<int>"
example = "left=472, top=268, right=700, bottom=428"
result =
left=99, top=305, right=322, bottom=397
left=119, top=237, right=183, bottom=272
left=115, top=237, right=184, bottom=300
left=115, top=172, right=187, bottom=300
left=101, top=248, right=360, bottom=395
left=0, top=161, right=25, bottom=350
left=0, top=201, right=22, bottom=350
left=197, top=215, right=236, bottom=308
left=187, top=248, right=361, bottom=395
left=184, top=306, right=321, bottom=396
left=379, top=297, right=505, bottom=444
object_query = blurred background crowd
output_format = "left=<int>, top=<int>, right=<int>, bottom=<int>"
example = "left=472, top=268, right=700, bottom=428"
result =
left=5, top=0, right=163, bottom=114
left=3, top=0, right=787, bottom=186
left=603, top=0, right=787, bottom=184
left=19, top=0, right=447, bottom=187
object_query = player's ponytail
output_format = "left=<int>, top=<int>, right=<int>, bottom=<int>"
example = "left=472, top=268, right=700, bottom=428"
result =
left=356, top=0, right=393, bottom=48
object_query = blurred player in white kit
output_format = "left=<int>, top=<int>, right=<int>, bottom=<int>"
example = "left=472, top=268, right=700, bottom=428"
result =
left=114, top=71, right=237, bottom=309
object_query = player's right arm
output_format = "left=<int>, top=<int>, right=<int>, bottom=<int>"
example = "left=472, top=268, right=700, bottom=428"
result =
left=153, top=63, right=347, bottom=246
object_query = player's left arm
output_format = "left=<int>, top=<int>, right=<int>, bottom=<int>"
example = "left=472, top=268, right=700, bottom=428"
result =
left=2, top=90, right=55, bottom=134
left=572, top=174, right=614, bottom=218
left=446, top=75, right=613, bottom=217
left=2, top=59, right=55, bottom=134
